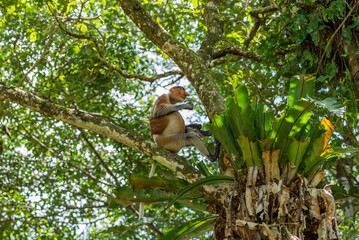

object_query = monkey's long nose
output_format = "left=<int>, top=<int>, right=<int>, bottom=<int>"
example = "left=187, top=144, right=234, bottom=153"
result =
left=184, top=91, right=190, bottom=96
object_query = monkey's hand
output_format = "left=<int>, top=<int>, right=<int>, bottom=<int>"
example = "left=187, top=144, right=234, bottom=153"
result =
left=182, top=102, right=194, bottom=110
left=186, top=124, right=211, bottom=137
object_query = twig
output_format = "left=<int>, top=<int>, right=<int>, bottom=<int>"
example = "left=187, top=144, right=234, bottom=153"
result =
left=0, top=24, right=58, bottom=117
left=243, top=18, right=262, bottom=49
left=244, top=4, right=278, bottom=50
left=315, top=1, right=359, bottom=75
left=70, top=190, right=107, bottom=203
left=242, top=58, right=279, bottom=115
left=47, top=2, right=105, bottom=57
left=212, top=47, right=262, bottom=62
left=102, top=63, right=184, bottom=83
left=126, top=206, right=163, bottom=236
left=65, top=204, right=108, bottom=210
left=80, top=129, right=121, bottom=187
left=59, top=15, right=101, bottom=20
left=249, top=5, right=278, bottom=17
left=48, top=3, right=183, bottom=83
left=67, top=161, right=115, bottom=187
left=22, top=126, right=114, bottom=188
left=209, top=55, right=242, bottom=68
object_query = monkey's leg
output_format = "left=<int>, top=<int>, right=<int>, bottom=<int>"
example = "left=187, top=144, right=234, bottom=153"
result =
left=155, top=133, right=212, bottom=159
left=186, top=125, right=211, bottom=138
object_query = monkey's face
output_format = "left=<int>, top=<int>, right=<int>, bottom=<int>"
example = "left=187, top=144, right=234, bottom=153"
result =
left=170, top=86, right=189, bottom=102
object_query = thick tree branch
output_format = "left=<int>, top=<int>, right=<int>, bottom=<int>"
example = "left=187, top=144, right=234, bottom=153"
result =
left=0, top=84, right=187, bottom=178
left=117, top=0, right=226, bottom=115
left=197, top=0, right=224, bottom=62
left=212, top=47, right=262, bottom=62
left=0, top=83, right=230, bottom=203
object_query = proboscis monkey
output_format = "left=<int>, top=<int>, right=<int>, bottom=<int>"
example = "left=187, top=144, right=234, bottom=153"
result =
left=149, top=86, right=218, bottom=161
left=137, top=86, right=219, bottom=219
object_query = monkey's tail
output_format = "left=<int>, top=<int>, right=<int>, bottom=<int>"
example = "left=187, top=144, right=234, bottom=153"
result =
left=210, top=139, right=221, bottom=162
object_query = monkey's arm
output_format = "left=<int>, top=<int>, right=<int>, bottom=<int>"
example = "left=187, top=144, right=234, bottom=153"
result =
left=153, top=103, right=193, bottom=118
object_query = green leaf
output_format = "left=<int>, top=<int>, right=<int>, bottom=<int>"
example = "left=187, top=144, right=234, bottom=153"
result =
left=326, top=62, right=337, bottom=79
left=111, top=187, right=170, bottom=206
left=29, top=31, right=37, bottom=42
left=191, top=0, right=198, bottom=9
left=268, top=100, right=314, bottom=150
left=342, top=28, right=352, bottom=46
left=299, top=119, right=332, bottom=177
left=161, top=215, right=216, bottom=240
left=207, top=114, right=241, bottom=163
left=232, top=84, right=256, bottom=140
left=253, top=103, right=274, bottom=140
left=237, top=135, right=262, bottom=167
left=309, top=97, right=345, bottom=117
left=129, top=174, right=184, bottom=192
left=197, top=160, right=211, bottom=177
left=268, top=100, right=314, bottom=166
left=80, top=24, right=87, bottom=33
left=288, top=77, right=315, bottom=108
left=165, top=175, right=234, bottom=211
left=286, top=137, right=311, bottom=169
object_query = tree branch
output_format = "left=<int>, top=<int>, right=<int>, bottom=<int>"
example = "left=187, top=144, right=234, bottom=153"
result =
left=58, top=15, right=101, bottom=21
left=0, top=82, right=230, bottom=203
left=197, top=0, right=224, bottom=62
left=48, top=3, right=183, bottom=83
left=243, top=18, right=262, bottom=50
left=126, top=206, right=163, bottom=236
left=0, top=83, right=196, bottom=180
left=315, top=1, right=359, bottom=75
left=242, top=5, right=278, bottom=50
left=80, top=129, right=121, bottom=187
left=212, top=47, right=262, bottom=62
left=249, top=5, right=278, bottom=17
left=117, top=0, right=226, bottom=115
left=23, top=128, right=115, bottom=187
left=209, top=55, right=242, bottom=68
left=242, top=58, right=279, bottom=115
left=0, top=23, right=58, bottom=117
left=65, top=204, right=108, bottom=210
left=100, top=61, right=184, bottom=83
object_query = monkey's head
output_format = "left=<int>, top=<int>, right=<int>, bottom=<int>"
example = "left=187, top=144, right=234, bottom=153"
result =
left=169, top=86, right=189, bottom=103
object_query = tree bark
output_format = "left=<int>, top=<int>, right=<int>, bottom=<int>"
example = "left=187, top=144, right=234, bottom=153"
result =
left=117, top=0, right=226, bottom=116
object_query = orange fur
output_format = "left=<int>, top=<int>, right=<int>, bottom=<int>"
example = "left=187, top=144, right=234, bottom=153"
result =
left=150, top=86, right=189, bottom=148
left=150, top=87, right=189, bottom=147
left=149, top=86, right=216, bottom=160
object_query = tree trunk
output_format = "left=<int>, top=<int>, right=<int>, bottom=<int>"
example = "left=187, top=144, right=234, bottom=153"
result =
left=211, top=165, right=340, bottom=239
